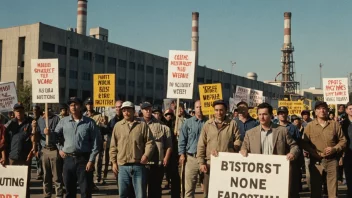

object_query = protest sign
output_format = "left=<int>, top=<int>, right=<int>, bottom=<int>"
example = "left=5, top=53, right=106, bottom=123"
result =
left=278, top=100, right=304, bottom=115
left=209, top=152, right=289, bottom=198
left=234, top=86, right=263, bottom=107
left=93, top=74, right=115, bottom=107
left=163, top=99, right=176, bottom=111
left=0, top=165, right=29, bottom=198
left=248, top=108, right=258, bottom=119
left=0, top=82, right=18, bottom=112
left=199, top=83, right=222, bottom=115
left=229, top=97, right=236, bottom=113
left=323, top=78, right=349, bottom=104
left=31, top=59, right=59, bottom=103
left=166, top=50, right=195, bottom=99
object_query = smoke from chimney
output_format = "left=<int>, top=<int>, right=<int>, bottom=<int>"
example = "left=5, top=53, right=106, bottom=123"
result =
left=77, top=0, right=88, bottom=35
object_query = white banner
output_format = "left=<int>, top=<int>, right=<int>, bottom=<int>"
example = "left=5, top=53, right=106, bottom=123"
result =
left=0, top=82, right=18, bottom=112
left=234, top=86, right=263, bottom=107
left=0, top=165, right=28, bottom=198
left=323, top=78, right=349, bottom=104
left=166, top=50, right=195, bottom=99
left=209, top=152, right=289, bottom=198
left=31, top=59, right=59, bottom=103
left=229, top=97, right=236, bottom=113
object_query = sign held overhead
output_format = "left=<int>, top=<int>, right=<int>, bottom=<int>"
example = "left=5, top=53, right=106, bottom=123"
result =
left=93, top=74, right=115, bottom=107
left=323, top=78, right=349, bottom=104
left=0, top=82, right=18, bottom=112
left=166, top=50, right=196, bottom=99
left=31, top=59, right=59, bottom=103
left=199, top=83, right=223, bottom=115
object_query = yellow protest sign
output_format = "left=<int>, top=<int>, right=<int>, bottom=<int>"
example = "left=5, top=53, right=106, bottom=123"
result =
left=248, top=108, right=258, bottom=119
left=278, top=100, right=304, bottom=115
left=199, top=83, right=223, bottom=115
left=93, top=74, right=115, bottom=107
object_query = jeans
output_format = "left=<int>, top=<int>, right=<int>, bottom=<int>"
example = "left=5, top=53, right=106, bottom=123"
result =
left=118, top=164, right=147, bottom=198
left=147, top=165, right=164, bottom=198
left=63, top=155, right=93, bottom=198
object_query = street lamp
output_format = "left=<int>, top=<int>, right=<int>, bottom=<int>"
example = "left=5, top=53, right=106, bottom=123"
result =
left=230, top=61, right=236, bottom=75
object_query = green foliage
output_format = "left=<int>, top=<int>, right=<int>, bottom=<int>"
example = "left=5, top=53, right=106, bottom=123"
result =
left=16, top=80, right=32, bottom=111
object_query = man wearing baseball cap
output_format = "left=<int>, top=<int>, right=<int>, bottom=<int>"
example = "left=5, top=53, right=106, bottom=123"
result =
left=302, top=101, right=347, bottom=197
left=301, top=110, right=312, bottom=127
left=58, top=103, right=69, bottom=119
left=234, top=101, right=259, bottom=142
left=51, top=97, right=102, bottom=197
left=4, top=102, right=39, bottom=198
left=140, top=102, right=172, bottom=198
left=110, top=101, right=155, bottom=198
left=197, top=100, right=241, bottom=198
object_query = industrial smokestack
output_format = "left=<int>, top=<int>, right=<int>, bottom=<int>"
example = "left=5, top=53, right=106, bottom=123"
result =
left=283, top=12, right=291, bottom=48
left=77, top=0, right=88, bottom=35
left=192, top=12, right=199, bottom=67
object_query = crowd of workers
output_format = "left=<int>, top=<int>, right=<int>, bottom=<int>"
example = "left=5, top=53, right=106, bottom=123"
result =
left=0, top=97, right=351, bottom=198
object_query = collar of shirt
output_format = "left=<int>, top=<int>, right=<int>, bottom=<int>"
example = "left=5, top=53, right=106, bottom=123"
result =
left=69, top=115, right=84, bottom=122
left=140, top=117, right=158, bottom=124
left=259, top=123, right=273, bottom=132
left=239, top=116, right=255, bottom=123
left=313, top=119, right=330, bottom=126
left=209, top=117, right=231, bottom=126
left=120, top=118, right=140, bottom=125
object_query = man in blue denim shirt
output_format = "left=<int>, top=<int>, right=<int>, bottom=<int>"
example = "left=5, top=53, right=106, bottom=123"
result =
left=178, top=100, right=207, bottom=198
left=38, top=109, right=63, bottom=198
left=234, top=102, right=259, bottom=142
left=51, top=97, right=101, bottom=198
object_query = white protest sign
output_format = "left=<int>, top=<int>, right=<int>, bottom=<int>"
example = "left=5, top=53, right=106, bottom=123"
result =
left=229, top=97, right=236, bottom=113
left=166, top=50, right=195, bottom=99
left=0, top=165, right=28, bottom=198
left=135, top=105, right=141, bottom=113
left=209, top=152, right=289, bottom=198
left=0, top=82, right=18, bottom=112
left=234, top=86, right=263, bottom=107
left=323, top=78, right=349, bottom=104
left=31, top=59, right=59, bottom=103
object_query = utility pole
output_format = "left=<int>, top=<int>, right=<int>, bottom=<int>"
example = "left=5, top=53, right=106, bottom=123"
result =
left=319, top=63, right=323, bottom=89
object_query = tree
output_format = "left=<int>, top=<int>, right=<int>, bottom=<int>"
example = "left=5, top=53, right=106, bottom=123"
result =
left=16, top=80, right=32, bottom=111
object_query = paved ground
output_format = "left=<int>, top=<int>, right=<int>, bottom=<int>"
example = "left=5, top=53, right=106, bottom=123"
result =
left=28, top=166, right=348, bottom=198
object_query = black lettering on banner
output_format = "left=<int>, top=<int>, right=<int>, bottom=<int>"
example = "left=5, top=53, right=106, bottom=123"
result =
left=221, top=161, right=228, bottom=171
left=173, top=89, right=186, bottom=94
left=257, top=163, right=264, bottom=173
left=265, top=163, right=271, bottom=174
left=273, top=164, right=281, bottom=174
left=0, top=177, right=24, bottom=187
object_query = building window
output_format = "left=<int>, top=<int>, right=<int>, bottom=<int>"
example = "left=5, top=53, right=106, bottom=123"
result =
left=146, top=81, right=153, bottom=89
left=155, top=83, right=163, bottom=90
left=118, top=59, right=127, bottom=68
left=60, top=88, right=65, bottom=97
left=137, top=81, right=143, bottom=88
left=69, top=70, right=78, bottom=79
left=129, top=62, right=135, bottom=70
left=118, top=78, right=126, bottom=85
left=146, top=66, right=153, bottom=74
left=69, top=89, right=78, bottom=97
left=20, top=61, right=24, bottom=68
left=128, top=80, right=135, bottom=87
left=206, top=79, right=212, bottom=84
left=108, top=57, right=116, bottom=66
left=137, top=64, right=144, bottom=71
left=224, top=83, right=230, bottom=89
left=156, top=68, right=163, bottom=75
left=118, top=94, right=125, bottom=101
left=42, top=42, right=55, bottom=53
left=59, top=68, right=66, bottom=77
left=82, top=72, right=91, bottom=81
left=58, top=45, right=67, bottom=55
left=136, top=96, right=142, bottom=103
left=82, top=90, right=91, bottom=100
left=70, top=48, right=79, bottom=57
left=197, top=77, right=204, bottom=83
left=145, top=97, right=153, bottom=103
left=95, top=54, right=104, bottom=64
left=83, top=51, right=92, bottom=61
left=128, top=95, right=134, bottom=101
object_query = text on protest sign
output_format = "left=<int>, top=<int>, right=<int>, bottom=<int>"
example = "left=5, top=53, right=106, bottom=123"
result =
left=0, top=82, right=18, bottom=112
left=31, top=59, right=59, bottom=103
left=0, top=165, right=28, bottom=198
left=209, top=152, right=289, bottom=198
left=234, top=86, right=263, bottom=107
left=323, top=78, right=349, bottom=104
left=166, top=50, right=195, bottom=99
left=93, top=74, right=115, bottom=107
left=278, top=100, right=304, bottom=115
left=199, top=83, right=223, bottom=115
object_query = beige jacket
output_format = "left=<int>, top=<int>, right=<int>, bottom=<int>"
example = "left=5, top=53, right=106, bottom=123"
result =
left=197, top=118, right=241, bottom=165
left=109, top=119, right=155, bottom=165
left=241, top=123, right=300, bottom=159
left=302, top=119, right=346, bottom=160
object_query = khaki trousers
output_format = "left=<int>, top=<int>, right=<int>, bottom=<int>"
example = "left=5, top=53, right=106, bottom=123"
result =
left=184, top=155, right=200, bottom=198
left=309, top=158, right=338, bottom=198
left=42, top=148, right=63, bottom=198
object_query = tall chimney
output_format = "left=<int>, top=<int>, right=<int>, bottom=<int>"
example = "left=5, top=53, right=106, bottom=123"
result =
left=77, top=0, right=88, bottom=35
left=192, top=12, right=199, bottom=67
left=283, top=12, right=291, bottom=48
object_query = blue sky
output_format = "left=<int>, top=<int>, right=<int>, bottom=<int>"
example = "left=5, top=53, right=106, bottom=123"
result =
left=1, top=0, right=351, bottom=89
